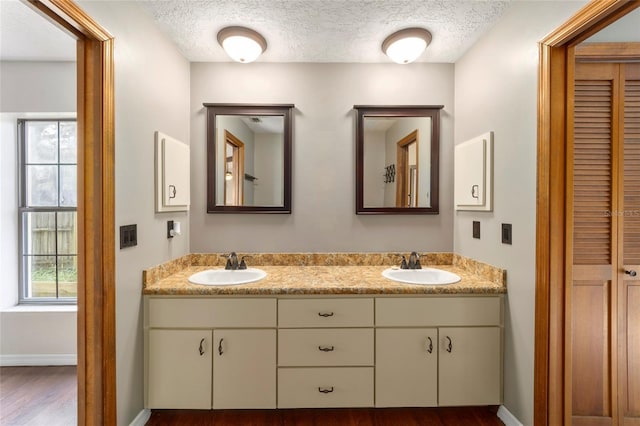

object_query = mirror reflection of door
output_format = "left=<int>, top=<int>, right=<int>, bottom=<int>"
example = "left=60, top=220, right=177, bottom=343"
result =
left=396, top=130, right=419, bottom=207
left=223, top=130, right=244, bottom=206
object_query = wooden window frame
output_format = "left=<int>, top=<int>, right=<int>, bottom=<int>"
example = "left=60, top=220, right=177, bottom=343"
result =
left=24, top=0, right=116, bottom=424
left=535, top=1, right=640, bottom=425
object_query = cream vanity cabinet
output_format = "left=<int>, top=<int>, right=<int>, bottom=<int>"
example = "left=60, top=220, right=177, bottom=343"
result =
left=375, top=296, right=503, bottom=407
left=144, top=297, right=277, bottom=409
left=145, top=294, right=502, bottom=410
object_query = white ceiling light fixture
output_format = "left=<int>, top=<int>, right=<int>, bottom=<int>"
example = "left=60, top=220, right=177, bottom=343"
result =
left=217, top=26, right=267, bottom=63
left=382, top=28, right=432, bottom=64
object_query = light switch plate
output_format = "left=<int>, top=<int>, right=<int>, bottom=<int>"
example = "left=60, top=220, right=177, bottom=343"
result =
left=502, top=223, right=512, bottom=245
left=473, top=221, right=481, bottom=239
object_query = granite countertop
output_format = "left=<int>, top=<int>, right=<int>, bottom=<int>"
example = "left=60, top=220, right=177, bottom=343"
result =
left=142, top=253, right=506, bottom=296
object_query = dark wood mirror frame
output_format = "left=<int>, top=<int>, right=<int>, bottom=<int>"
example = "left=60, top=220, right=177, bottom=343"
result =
left=205, top=103, right=294, bottom=214
left=355, top=105, right=443, bottom=215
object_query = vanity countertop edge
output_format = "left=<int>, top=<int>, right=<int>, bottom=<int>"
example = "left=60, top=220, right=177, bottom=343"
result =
left=142, top=253, right=507, bottom=296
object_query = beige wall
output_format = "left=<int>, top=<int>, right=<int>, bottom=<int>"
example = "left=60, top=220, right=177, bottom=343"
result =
left=453, top=1, right=586, bottom=424
left=190, top=62, right=455, bottom=253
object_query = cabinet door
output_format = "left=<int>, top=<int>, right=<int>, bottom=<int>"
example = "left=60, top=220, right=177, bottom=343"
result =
left=147, top=329, right=212, bottom=409
left=213, top=329, right=276, bottom=409
left=438, top=327, right=501, bottom=406
left=375, top=328, right=438, bottom=407
left=162, top=135, right=190, bottom=207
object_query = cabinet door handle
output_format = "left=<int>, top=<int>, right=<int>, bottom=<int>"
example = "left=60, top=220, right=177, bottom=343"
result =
left=218, top=338, right=224, bottom=356
left=198, top=338, right=205, bottom=356
left=318, top=387, right=334, bottom=394
left=471, top=184, right=479, bottom=199
left=445, top=336, right=453, bottom=353
left=168, top=184, right=177, bottom=199
left=318, top=312, right=334, bottom=317
left=625, top=269, right=637, bottom=277
left=426, top=336, right=433, bottom=354
left=318, top=345, right=335, bottom=352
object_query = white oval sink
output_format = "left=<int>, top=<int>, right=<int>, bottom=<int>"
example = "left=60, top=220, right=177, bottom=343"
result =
left=382, top=267, right=461, bottom=285
left=188, top=268, right=267, bottom=286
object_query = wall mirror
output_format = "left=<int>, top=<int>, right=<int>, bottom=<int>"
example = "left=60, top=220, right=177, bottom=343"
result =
left=355, top=105, right=442, bottom=214
left=205, top=103, right=293, bottom=213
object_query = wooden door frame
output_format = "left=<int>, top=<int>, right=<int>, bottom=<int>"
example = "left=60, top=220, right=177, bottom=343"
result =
left=535, top=1, right=639, bottom=425
left=395, top=130, right=419, bottom=207
left=25, top=1, right=116, bottom=424
left=223, top=130, right=245, bottom=206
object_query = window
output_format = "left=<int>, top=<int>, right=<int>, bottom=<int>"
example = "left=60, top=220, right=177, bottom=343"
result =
left=19, top=119, right=77, bottom=303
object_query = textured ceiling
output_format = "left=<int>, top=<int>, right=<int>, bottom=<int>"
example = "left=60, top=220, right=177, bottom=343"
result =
left=0, top=0, right=511, bottom=63
left=141, top=0, right=511, bottom=63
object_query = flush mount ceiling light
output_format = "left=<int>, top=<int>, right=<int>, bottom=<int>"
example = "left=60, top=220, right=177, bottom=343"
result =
left=382, top=28, right=432, bottom=64
left=217, top=26, right=267, bottom=63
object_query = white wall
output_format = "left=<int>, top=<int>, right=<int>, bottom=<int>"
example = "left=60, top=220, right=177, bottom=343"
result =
left=254, top=132, right=284, bottom=206
left=77, top=2, right=191, bottom=424
left=0, top=60, right=77, bottom=364
left=453, top=1, right=586, bottom=424
left=585, top=7, right=640, bottom=42
left=190, top=63, right=455, bottom=253
left=0, top=62, right=76, bottom=112
left=363, top=130, right=386, bottom=207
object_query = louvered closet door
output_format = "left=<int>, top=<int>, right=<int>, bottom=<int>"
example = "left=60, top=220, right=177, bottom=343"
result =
left=571, top=62, right=617, bottom=426
left=620, top=63, right=640, bottom=425
left=570, top=61, right=640, bottom=426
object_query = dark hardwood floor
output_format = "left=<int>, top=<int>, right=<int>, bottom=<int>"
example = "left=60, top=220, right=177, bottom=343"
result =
left=147, top=406, right=504, bottom=425
left=0, top=366, right=77, bottom=426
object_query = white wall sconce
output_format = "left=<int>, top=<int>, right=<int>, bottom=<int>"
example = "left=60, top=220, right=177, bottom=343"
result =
left=217, top=26, right=267, bottom=63
left=382, top=28, right=432, bottom=64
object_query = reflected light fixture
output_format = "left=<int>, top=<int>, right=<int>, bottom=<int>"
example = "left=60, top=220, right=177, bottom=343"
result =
left=382, top=28, right=432, bottom=64
left=217, top=26, right=267, bottom=63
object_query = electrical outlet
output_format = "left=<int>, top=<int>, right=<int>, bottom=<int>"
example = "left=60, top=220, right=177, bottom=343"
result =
left=473, top=221, right=481, bottom=239
left=502, top=223, right=512, bottom=245
left=120, top=224, right=137, bottom=249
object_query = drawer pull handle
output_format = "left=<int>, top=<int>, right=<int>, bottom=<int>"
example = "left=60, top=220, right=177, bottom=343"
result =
left=218, top=338, right=224, bottom=356
left=426, top=337, right=433, bottom=354
left=318, top=312, right=334, bottom=317
left=198, top=338, right=205, bottom=356
left=318, top=346, right=335, bottom=352
left=318, top=387, right=334, bottom=394
left=445, top=336, right=453, bottom=353
left=625, top=269, right=637, bottom=277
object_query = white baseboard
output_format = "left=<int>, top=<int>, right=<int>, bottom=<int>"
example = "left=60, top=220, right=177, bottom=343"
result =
left=129, top=409, right=151, bottom=426
left=0, top=354, right=77, bottom=366
left=497, top=405, right=524, bottom=426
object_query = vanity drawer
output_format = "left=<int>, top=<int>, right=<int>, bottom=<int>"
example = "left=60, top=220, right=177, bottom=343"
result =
left=278, top=298, right=373, bottom=328
left=277, top=367, right=374, bottom=408
left=376, top=296, right=502, bottom=327
left=147, top=298, right=276, bottom=328
left=278, top=329, right=374, bottom=366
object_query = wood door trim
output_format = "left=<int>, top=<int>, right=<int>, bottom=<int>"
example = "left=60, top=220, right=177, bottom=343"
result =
left=24, top=1, right=116, bottom=425
left=395, top=130, right=418, bottom=207
left=224, top=131, right=245, bottom=206
left=536, top=1, right=640, bottom=425
left=576, top=42, right=640, bottom=62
